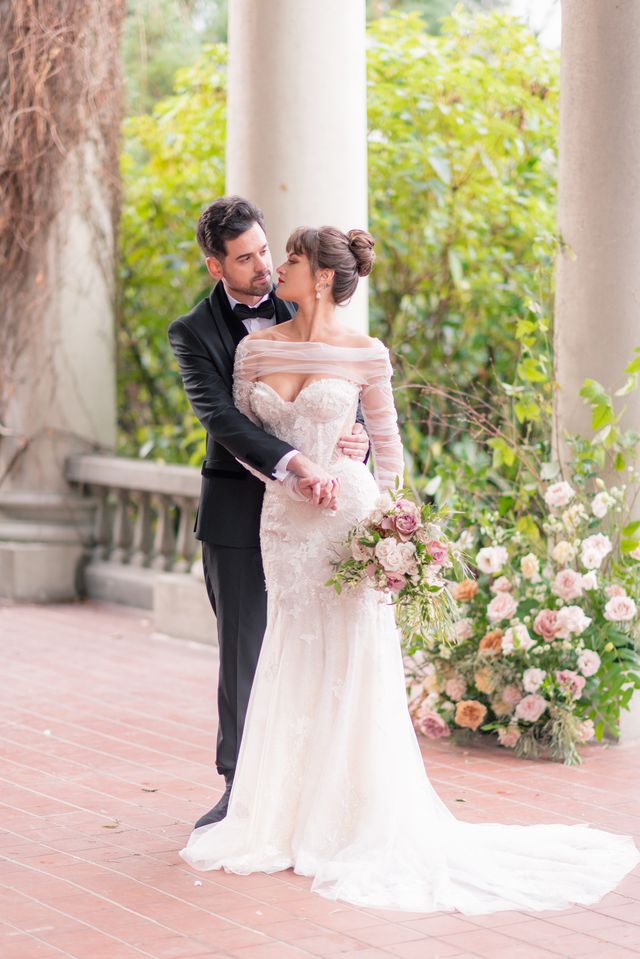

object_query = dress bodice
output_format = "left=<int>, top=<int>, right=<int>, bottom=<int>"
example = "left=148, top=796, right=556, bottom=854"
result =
left=233, top=336, right=404, bottom=492
left=248, top=378, right=361, bottom=471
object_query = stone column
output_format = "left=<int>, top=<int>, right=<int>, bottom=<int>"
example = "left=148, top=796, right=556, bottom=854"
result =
left=554, top=0, right=640, bottom=740
left=0, top=2, right=122, bottom=602
left=226, top=0, right=369, bottom=332
left=554, top=0, right=640, bottom=451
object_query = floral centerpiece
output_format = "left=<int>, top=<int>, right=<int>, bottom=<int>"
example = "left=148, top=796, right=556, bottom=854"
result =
left=326, top=487, right=466, bottom=643
left=406, top=477, right=640, bottom=764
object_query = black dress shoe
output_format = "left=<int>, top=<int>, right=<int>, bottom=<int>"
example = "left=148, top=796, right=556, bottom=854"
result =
left=194, top=779, right=233, bottom=829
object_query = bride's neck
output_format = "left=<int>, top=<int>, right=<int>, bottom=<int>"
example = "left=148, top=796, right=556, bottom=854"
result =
left=290, top=298, right=340, bottom=342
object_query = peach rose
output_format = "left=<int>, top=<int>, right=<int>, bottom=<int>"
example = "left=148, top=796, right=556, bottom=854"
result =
left=474, top=667, right=496, bottom=694
left=454, top=699, right=488, bottom=731
left=502, top=684, right=523, bottom=706
left=478, top=628, right=503, bottom=655
left=491, top=699, right=514, bottom=718
left=451, top=578, right=478, bottom=602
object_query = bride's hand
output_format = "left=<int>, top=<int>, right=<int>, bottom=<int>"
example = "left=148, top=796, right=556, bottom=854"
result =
left=298, top=475, right=340, bottom=509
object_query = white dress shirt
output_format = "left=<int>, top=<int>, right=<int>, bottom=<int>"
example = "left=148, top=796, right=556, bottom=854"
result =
left=224, top=284, right=298, bottom=481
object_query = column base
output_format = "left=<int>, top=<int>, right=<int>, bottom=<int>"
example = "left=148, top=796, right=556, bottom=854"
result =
left=153, top=571, right=217, bottom=645
left=0, top=542, right=85, bottom=602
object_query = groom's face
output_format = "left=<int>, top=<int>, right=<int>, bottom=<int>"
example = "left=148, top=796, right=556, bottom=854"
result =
left=206, top=222, right=273, bottom=301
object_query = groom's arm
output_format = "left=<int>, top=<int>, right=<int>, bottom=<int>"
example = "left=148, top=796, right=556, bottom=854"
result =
left=168, top=318, right=292, bottom=478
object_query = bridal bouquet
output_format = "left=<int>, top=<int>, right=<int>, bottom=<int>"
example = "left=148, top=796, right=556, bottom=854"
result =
left=326, top=487, right=467, bottom=644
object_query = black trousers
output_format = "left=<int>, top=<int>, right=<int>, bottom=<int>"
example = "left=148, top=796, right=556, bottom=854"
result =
left=201, top=541, right=267, bottom=780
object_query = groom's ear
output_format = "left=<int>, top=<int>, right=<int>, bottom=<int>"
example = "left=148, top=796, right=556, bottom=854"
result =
left=205, top=256, right=224, bottom=282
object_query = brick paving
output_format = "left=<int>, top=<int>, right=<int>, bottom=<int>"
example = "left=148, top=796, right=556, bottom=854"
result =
left=1, top=599, right=639, bottom=959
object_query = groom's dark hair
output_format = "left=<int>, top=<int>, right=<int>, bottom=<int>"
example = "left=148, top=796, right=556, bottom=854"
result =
left=197, top=196, right=266, bottom=260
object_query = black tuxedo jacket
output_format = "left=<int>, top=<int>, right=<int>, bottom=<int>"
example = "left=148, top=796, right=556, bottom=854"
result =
left=168, top=282, right=296, bottom=547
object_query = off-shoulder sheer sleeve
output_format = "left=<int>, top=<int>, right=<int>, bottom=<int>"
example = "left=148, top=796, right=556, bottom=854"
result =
left=233, top=335, right=404, bottom=492
left=360, top=346, right=404, bottom=492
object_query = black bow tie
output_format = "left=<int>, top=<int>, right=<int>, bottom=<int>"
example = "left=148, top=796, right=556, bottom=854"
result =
left=233, top=300, right=275, bottom=321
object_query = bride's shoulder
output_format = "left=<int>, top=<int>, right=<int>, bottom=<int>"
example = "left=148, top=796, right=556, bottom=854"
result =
left=338, top=331, right=387, bottom=352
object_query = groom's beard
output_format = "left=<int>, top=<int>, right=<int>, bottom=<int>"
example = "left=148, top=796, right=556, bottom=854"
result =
left=227, top=272, right=273, bottom=299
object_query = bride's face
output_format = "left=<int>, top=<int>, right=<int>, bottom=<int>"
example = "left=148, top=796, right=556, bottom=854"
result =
left=276, top=250, right=315, bottom=303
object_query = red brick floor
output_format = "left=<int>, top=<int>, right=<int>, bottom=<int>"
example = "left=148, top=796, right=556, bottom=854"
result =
left=1, top=600, right=639, bottom=959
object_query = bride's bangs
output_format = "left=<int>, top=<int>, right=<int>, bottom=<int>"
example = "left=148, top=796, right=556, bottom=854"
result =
left=286, top=227, right=319, bottom=269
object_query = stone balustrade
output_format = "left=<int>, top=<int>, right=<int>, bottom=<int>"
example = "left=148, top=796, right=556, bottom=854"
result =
left=65, top=455, right=215, bottom=643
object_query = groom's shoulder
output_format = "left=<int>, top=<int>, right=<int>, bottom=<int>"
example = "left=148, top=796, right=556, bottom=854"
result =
left=168, top=291, right=212, bottom=340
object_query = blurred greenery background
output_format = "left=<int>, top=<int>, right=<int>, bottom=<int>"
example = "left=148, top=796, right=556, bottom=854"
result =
left=118, top=0, right=559, bottom=524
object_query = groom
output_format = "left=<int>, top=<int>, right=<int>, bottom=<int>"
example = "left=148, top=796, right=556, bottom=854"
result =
left=168, top=196, right=369, bottom=828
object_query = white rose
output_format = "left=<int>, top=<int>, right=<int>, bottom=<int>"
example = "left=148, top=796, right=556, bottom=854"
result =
left=580, top=533, right=612, bottom=570
left=581, top=571, right=598, bottom=590
left=476, top=546, right=508, bottom=575
left=555, top=605, right=592, bottom=637
left=577, top=650, right=601, bottom=677
left=591, top=491, right=612, bottom=519
left=523, top=667, right=546, bottom=693
left=520, top=553, right=540, bottom=580
left=502, top=624, right=534, bottom=653
left=552, top=540, right=575, bottom=566
left=544, top=481, right=575, bottom=510
left=375, top=538, right=406, bottom=573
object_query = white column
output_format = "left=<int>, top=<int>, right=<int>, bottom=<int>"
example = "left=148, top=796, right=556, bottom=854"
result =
left=554, top=0, right=640, bottom=449
left=554, top=0, right=640, bottom=740
left=226, top=0, right=369, bottom=332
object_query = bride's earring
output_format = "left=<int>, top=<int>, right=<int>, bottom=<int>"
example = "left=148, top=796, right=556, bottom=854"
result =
left=315, top=285, right=321, bottom=300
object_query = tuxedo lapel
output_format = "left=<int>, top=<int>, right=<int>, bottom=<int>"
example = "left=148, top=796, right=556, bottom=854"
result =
left=207, top=284, right=237, bottom=374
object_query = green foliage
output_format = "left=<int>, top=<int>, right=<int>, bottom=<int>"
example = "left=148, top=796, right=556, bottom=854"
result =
left=122, top=0, right=227, bottom=116
left=118, top=45, right=227, bottom=461
left=367, top=8, right=559, bottom=483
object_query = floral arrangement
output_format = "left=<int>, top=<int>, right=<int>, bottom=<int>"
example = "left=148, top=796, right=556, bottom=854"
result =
left=326, top=487, right=466, bottom=642
left=406, top=476, right=640, bottom=764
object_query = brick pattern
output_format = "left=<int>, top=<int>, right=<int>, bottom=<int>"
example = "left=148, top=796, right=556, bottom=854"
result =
left=1, top=601, right=639, bottom=959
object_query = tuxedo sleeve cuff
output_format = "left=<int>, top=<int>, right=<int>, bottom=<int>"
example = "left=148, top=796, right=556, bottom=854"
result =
left=273, top=449, right=300, bottom=481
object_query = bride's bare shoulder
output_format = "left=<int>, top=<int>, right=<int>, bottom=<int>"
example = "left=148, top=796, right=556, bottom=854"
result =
left=246, top=320, right=295, bottom=343
left=336, top=331, right=385, bottom=351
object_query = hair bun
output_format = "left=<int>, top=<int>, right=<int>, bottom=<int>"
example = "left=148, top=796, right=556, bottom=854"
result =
left=347, top=229, right=375, bottom=277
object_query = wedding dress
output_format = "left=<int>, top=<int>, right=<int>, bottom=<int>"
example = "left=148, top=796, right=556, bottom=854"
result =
left=180, top=335, right=639, bottom=914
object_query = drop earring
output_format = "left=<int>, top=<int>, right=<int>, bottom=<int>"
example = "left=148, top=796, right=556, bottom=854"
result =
left=315, top=287, right=321, bottom=300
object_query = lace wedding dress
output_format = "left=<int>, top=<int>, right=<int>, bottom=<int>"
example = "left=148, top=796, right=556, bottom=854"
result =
left=180, top=336, right=639, bottom=914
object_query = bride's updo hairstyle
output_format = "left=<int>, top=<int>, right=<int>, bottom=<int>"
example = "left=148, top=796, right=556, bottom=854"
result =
left=286, top=226, right=375, bottom=304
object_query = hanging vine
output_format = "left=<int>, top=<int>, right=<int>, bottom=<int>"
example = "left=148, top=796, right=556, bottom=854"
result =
left=0, top=0, right=125, bottom=415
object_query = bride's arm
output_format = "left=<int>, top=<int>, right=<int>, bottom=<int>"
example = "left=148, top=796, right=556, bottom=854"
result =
left=360, top=347, right=404, bottom=492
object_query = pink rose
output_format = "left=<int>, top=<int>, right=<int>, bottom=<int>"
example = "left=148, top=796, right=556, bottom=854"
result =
left=385, top=573, right=406, bottom=593
left=502, top=684, right=523, bottom=706
left=501, top=624, right=534, bottom=653
left=490, top=576, right=513, bottom=593
left=533, top=608, right=560, bottom=642
left=426, top=539, right=449, bottom=564
left=555, top=669, right=586, bottom=699
left=487, top=591, right=518, bottom=623
left=416, top=708, right=451, bottom=739
left=444, top=676, right=467, bottom=701
left=515, top=693, right=548, bottom=723
left=394, top=512, right=420, bottom=540
left=577, top=650, right=601, bottom=677
left=603, top=595, right=637, bottom=622
left=454, top=618, right=474, bottom=642
left=606, top=584, right=626, bottom=598
left=498, top=725, right=521, bottom=748
left=552, top=569, right=584, bottom=602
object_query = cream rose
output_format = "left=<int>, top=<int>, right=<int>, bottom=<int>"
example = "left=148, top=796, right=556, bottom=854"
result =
left=523, top=667, right=546, bottom=693
left=475, top=545, right=509, bottom=575
left=555, top=605, right=591, bottom=637
left=520, top=553, right=540, bottom=580
left=591, top=491, right=613, bottom=519
left=552, top=540, right=576, bottom=566
left=544, top=481, right=575, bottom=510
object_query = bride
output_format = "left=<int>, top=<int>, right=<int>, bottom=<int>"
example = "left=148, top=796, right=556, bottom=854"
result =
left=180, top=225, right=639, bottom=913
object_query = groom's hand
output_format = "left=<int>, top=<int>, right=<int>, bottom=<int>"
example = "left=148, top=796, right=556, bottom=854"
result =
left=338, top=422, right=369, bottom=462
